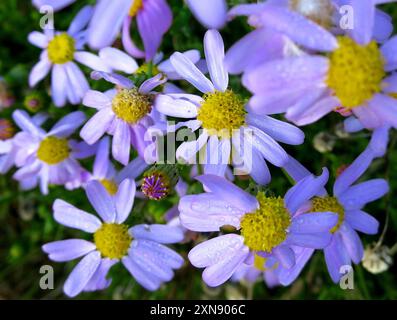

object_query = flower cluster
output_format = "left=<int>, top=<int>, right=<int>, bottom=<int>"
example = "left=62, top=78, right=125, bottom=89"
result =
left=1, top=0, right=396, bottom=298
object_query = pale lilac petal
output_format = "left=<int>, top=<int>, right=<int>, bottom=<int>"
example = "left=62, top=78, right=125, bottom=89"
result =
left=115, top=179, right=136, bottom=223
left=347, top=0, right=374, bottom=45
left=28, top=31, right=49, bottom=48
left=290, top=212, right=338, bottom=234
left=204, top=29, right=228, bottom=91
left=170, top=52, right=215, bottom=93
left=243, top=56, right=328, bottom=93
left=179, top=193, right=244, bottom=232
left=334, top=147, right=374, bottom=196
left=12, top=110, right=45, bottom=136
left=80, top=108, right=114, bottom=145
left=286, top=232, right=332, bottom=249
left=51, top=64, right=67, bottom=107
left=130, top=224, right=184, bottom=244
left=84, top=258, right=117, bottom=292
left=74, top=51, right=110, bottom=72
left=189, top=234, right=245, bottom=268
left=339, top=223, right=364, bottom=264
left=203, top=245, right=249, bottom=287
left=99, top=47, right=138, bottom=74
left=33, top=0, right=76, bottom=12
left=155, top=94, right=198, bottom=118
left=258, top=5, right=337, bottom=51
left=246, top=114, right=304, bottom=145
left=139, top=74, right=167, bottom=94
left=273, top=246, right=295, bottom=269
left=122, top=255, right=161, bottom=291
left=122, top=16, right=146, bottom=59
left=64, top=62, right=89, bottom=103
left=353, top=104, right=384, bottom=129
left=284, top=168, right=329, bottom=214
left=93, top=137, right=110, bottom=178
left=324, top=234, right=351, bottom=283
left=245, top=126, right=288, bottom=167
left=196, top=174, right=258, bottom=212
left=63, top=251, right=101, bottom=297
left=338, top=179, right=389, bottom=210
left=85, top=180, right=116, bottom=223
left=83, top=90, right=112, bottom=109
left=369, top=94, right=397, bottom=128
left=30, top=58, right=51, bottom=88
left=91, top=71, right=134, bottom=89
left=345, top=210, right=379, bottom=235
left=48, top=111, right=86, bottom=137
left=43, top=239, right=96, bottom=262
left=278, top=247, right=314, bottom=286
left=87, top=0, right=130, bottom=50
left=68, top=5, right=93, bottom=36
left=187, top=0, right=227, bottom=29
left=53, top=199, right=102, bottom=233
left=381, top=35, right=397, bottom=71
left=117, top=156, right=148, bottom=182
left=112, top=120, right=131, bottom=165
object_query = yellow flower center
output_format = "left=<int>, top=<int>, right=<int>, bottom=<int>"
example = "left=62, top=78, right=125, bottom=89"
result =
left=112, top=88, right=152, bottom=124
left=197, top=90, right=246, bottom=138
left=135, top=63, right=160, bottom=76
left=390, top=93, right=397, bottom=99
left=254, top=254, right=266, bottom=271
left=100, top=179, right=119, bottom=196
left=129, top=0, right=143, bottom=17
left=327, top=36, right=385, bottom=109
left=37, top=136, right=70, bottom=165
left=289, top=0, right=334, bottom=28
left=311, top=196, right=344, bottom=233
left=94, top=223, right=132, bottom=259
left=240, top=193, right=291, bottom=253
left=47, top=33, right=75, bottom=64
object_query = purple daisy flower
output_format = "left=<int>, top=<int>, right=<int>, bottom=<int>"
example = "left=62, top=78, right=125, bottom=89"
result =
left=154, top=29, right=304, bottom=185
left=43, top=180, right=184, bottom=297
left=11, top=110, right=93, bottom=194
left=243, top=2, right=397, bottom=128
left=32, top=0, right=76, bottom=11
left=87, top=0, right=172, bottom=61
left=0, top=113, right=48, bottom=175
left=179, top=173, right=338, bottom=287
left=186, top=0, right=228, bottom=29
left=28, top=6, right=110, bottom=107
left=80, top=71, right=166, bottom=165
left=309, top=148, right=388, bottom=282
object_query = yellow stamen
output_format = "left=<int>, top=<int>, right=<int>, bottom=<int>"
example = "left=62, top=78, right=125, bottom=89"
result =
left=289, top=0, right=334, bottom=29
left=389, top=93, right=397, bottom=99
left=197, top=90, right=246, bottom=138
left=100, top=179, right=119, bottom=196
left=327, top=36, right=385, bottom=109
left=112, top=88, right=152, bottom=124
left=37, top=136, right=70, bottom=165
left=240, top=193, right=291, bottom=253
left=94, top=223, right=132, bottom=259
left=311, top=196, right=344, bottom=233
left=47, top=33, right=75, bottom=64
left=129, top=0, right=143, bottom=17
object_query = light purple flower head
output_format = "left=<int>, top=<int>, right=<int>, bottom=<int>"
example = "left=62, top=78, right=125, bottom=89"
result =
left=87, top=0, right=172, bottom=61
left=28, top=6, right=110, bottom=107
left=186, top=0, right=228, bottom=29
left=32, top=0, right=76, bottom=11
left=43, top=180, right=184, bottom=297
left=11, top=110, right=93, bottom=194
left=0, top=114, right=47, bottom=175
left=179, top=173, right=338, bottom=287
left=80, top=71, right=167, bottom=165
left=66, top=136, right=148, bottom=193
left=243, top=1, right=397, bottom=129
left=154, top=29, right=304, bottom=185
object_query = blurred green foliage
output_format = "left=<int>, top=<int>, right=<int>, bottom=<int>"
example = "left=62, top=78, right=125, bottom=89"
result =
left=0, top=0, right=396, bottom=300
